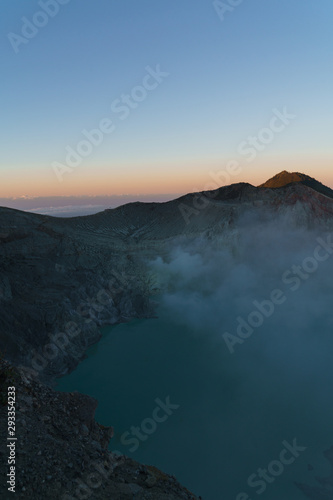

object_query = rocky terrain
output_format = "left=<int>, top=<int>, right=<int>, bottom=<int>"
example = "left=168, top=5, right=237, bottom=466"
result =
left=295, top=445, right=333, bottom=499
left=1, top=170, right=333, bottom=498
left=0, top=358, right=200, bottom=500
left=2, top=173, right=333, bottom=380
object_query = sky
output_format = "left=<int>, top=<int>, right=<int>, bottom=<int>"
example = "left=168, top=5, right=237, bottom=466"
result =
left=1, top=0, right=333, bottom=203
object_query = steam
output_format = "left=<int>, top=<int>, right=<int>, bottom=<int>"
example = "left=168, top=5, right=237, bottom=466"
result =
left=148, top=213, right=333, bottom=499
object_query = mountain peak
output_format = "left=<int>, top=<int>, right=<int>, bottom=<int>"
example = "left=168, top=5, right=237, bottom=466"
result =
left=259, top=170, right=311, bottom=188
left=259, top=171, right=333, bottom=200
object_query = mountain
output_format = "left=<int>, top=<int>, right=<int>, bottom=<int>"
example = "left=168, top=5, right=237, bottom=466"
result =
left=1, top=172, right=333, bottom=373
left=259, top=170, right=333, bottom=199
left=1, top=170, right=333, bottom=499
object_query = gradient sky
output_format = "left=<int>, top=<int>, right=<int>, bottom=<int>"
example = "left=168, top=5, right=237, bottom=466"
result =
left=1, top=0, right=333, bottom=199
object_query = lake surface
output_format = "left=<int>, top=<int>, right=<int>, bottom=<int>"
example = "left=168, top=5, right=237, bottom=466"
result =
left=57, top=299, right=333, bottom=500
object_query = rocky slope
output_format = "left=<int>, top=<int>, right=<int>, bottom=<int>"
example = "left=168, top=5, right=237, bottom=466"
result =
left=1, top=171, right=333, bottom=498
left=0, top=358, right=200, bottom=500
left=295, top=445, right=333, bottom=499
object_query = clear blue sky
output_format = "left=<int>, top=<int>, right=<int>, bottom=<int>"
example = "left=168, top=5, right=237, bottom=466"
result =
left=1, top=0, right=333, bottom=197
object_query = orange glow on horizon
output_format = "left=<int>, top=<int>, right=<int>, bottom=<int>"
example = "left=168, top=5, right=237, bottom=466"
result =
left=2, top=157, right=332, bottom=199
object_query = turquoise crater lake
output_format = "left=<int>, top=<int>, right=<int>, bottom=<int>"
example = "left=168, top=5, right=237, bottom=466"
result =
left=57, top=300, right=333, bottom=500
